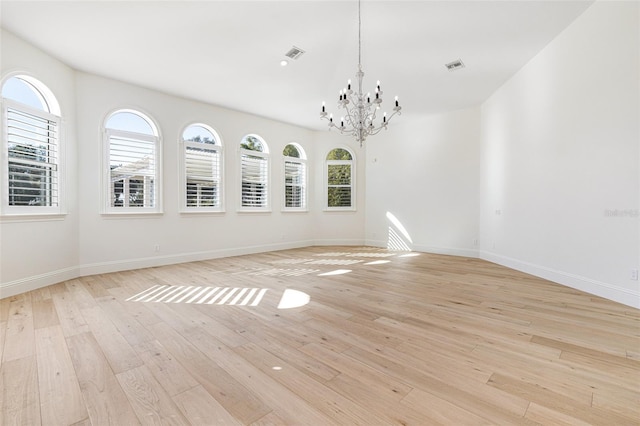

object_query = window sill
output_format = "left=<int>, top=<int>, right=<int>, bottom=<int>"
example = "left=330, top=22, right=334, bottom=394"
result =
left=237, top=209, right=272, bottom=214
left=101, top=211, right=163, bottom=219
left=180, top=210, right=226, bottom=216
left=0, top=212, right=68, bottom=223
left=323, top=208, right=357, bottom=213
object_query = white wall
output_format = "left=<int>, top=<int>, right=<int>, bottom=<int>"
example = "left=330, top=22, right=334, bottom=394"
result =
left=365, top=107, right=481, bottom=257
left=479, top=1, right=639, bottom=308
left=72, top=72, right=366, bottom=276
left=0, top=31, right=366, bottom=297
left=0, top=30, right=79, bottom=295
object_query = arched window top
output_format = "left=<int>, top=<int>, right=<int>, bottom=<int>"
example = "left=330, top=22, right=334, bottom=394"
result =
left=241, top=134, right=268, bottom=153
left=326, top=147, right=353, bottom=161
left=283, top=143, right=307, bottom=160
left=1, top=75, right=60, bottom=115
left=105, top=109, right=158, bottom=136
left=183, top=123, right=220, bottom=145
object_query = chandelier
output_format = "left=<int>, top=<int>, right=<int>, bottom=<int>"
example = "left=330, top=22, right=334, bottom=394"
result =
left=320, top=0, right=401, bottom=147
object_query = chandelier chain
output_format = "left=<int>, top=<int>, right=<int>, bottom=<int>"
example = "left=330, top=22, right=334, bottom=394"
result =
left=358, top=0, right=361, bottom=69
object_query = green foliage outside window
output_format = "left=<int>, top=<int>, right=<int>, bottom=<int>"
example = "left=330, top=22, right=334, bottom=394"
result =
left=241, top=135, right=263, bottom=152
left=326, top=148, right=353, bottom=208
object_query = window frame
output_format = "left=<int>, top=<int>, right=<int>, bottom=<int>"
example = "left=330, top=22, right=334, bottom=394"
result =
left=325, top=147, right=356, bottom=211
left=102, top=109, right=162, bottom=215
left=180, top=123, right=224, bottom=213
left=1, top=75, right=64, bottom=217
left=238, top=134, right=270, bottom=212
left=282, top=143, right=308, bottom=212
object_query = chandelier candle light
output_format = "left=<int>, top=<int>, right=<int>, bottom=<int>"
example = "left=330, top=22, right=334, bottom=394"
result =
left=320, top=0, right=401, bottom=146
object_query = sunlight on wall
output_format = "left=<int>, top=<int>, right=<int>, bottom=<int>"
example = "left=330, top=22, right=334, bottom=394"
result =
left=386, top=211, right=413, bottom=251
left=126, top=285, right=267, bottom=306
left=277, top=289, right=310, bottom=309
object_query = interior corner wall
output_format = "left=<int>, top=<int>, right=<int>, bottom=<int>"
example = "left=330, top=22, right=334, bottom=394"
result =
left=310, top=130, right=367, bottom=247
left=478, top=1, right=639, bottom=308
left=0, top=29, right=79, bottom=297
left=364, top=107, right=481, bottom=257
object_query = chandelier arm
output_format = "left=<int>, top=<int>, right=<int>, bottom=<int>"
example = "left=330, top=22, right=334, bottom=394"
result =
left=343, top=102, right=360, bottom=129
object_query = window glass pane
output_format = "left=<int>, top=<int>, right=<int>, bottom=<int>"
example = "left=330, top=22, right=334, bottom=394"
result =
left=106, top=111, right=155, bottom=135
left=326, top=148, right=352, bottom=161
left=283, top=144, right=300, bottom=158
left=2, top=77, right=48, bottom=111
left=183, top=125, right=216, bottom=144
left=327, top=164, right=351, bottom=185
left=241, top=135, right=264, bottom=152
left=328, top=187, right=352, bottom=207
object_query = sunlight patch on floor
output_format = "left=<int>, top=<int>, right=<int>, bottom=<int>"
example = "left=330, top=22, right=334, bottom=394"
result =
left=303, top=259, right=362, bottom=265
left=126, top=285, right=268, bottom=306
left=318, top=269, right=352, bottom=276
left=277, top=289, right=310, bottom=309
left=364, top=260, right=391, bottom=265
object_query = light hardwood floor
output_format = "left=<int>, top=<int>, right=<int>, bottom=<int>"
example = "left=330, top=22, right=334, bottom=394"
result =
left=1, top=246, right=638, bottom=425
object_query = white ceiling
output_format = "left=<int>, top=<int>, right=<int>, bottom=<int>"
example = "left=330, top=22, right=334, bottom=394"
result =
left=1, top=0, right=594, bottom=131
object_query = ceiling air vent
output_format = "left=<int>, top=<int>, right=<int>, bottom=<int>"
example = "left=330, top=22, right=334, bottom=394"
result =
left=445, top=59, right=465, bottom=71
left=285, top=46, right=305, bottom=60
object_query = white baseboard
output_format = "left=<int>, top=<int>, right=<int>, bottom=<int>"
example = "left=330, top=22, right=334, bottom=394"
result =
left=480, top=251, right=640, bottom=309
left=0, top=239, right=363, bottom=298
left=0, top=267, right=78, bottom=299
left=313, top=238, right=366, bottom=247
left=364, top=238, right=480, bottom=258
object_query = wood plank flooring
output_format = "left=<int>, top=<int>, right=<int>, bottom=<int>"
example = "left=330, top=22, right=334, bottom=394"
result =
left=1, top=246, right=638, bottom=425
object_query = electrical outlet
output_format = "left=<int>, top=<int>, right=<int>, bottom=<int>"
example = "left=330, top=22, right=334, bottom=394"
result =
left=631, top=269, right=638, bottom=281
left=154, top=244, right=160, bottom=252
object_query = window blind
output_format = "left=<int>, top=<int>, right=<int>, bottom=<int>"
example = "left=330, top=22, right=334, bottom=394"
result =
left=241, top=152, right=268, bottom=208
left=6, top=106, right=59, bottom=207
left=108, top=131, right=157, bottom=208
left=185, top=145, right=220, bottom=207
left=284, top=160, right=306, bottom=208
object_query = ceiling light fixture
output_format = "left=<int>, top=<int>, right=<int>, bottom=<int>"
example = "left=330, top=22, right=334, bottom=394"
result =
left=280, top=60, right=289, bottom=67
left=320, top=0, right=401, bottom=147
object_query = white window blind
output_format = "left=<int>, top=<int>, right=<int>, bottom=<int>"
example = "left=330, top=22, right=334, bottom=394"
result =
left=5, top=104, right=60, bottom=207
left=284, top=160, right=306, bottom=209
left=108, top=130, right=157, bottom=209
left=185, top=144, right=220, bottom=208
left=241, top=152, right=268, bottom=208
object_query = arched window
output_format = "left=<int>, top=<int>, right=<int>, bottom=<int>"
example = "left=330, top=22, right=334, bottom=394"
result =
left=1, top=75, right=62, bottom=213
left=283, top=143, right=307, bottom=211
left=104, top=109, right=161, bottom=212
left=240, top=134, right=269, bottom=210
left=181, top=123, right=223, bottom=211
left=325, top=147, right=355, bottom=210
